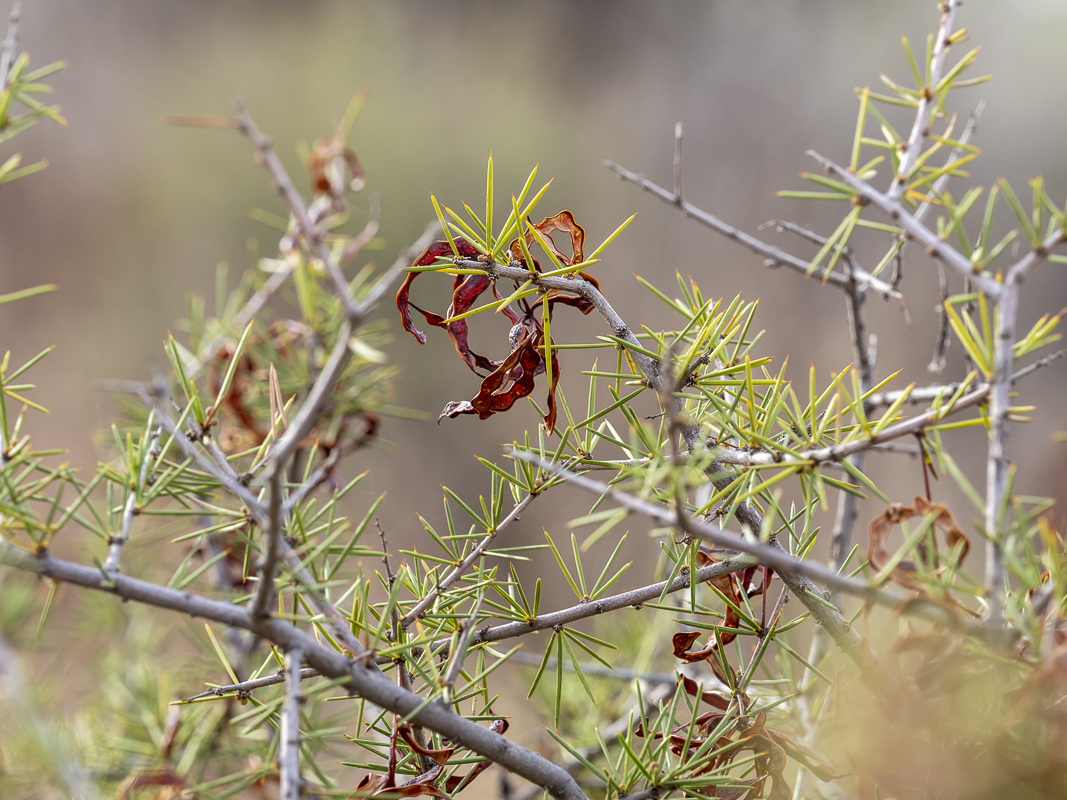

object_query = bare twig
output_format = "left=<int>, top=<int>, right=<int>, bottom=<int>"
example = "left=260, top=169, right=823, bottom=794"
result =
left=268, top=222, right=442, bottom=471
left=144, top=392, right=376, bottom=662
left=376, top=517, right=433, bottom=771
left=929, top=262, right=952, bottom=373
left=913, top=99, right=986, bottom=226
left=279, top=645, right=304, bottom=800
left=235, top=102, right=360, bottom=319
left=803, top=256, right=876, bottom=698
left=282, top=447, right=342, bottom=514
left=176, top=556, right=753, bottom=699
left=709, top=378, right=994, bottom=469
left=251, top=465, right=284, bottom=619
left=463, top=556, right=748, bottom=650
left=866, top=349, right=1065, bottom=408
left=984, top=234, right=1067, bottom=620
left=269, top=318, right=354, bottom=467
left=180, top=668, right=320, bottom=703
left=914, top=100, right=985, bottom=374
left=604, top=159, right=901, bottom=299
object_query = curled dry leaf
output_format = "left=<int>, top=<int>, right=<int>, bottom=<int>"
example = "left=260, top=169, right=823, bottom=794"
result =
left=398, top=723, right=455, bottom=766
left=677, top=670, right=732, bottom=710
left=396, top=211, right=603, bottom=434
left=868, top=496, right=975, bottom=615
left=352, top=772, right=449, bottom=799
left=352, top=719, right=509, bottom=799
left=208, top=322, right=378, bottom=459
left=307, top=136, right=365, bottom=195
left=694, top=551, right=773, bottom=645
left=117, top=767, right=192, bottom=800
left=633, top=700, right=840, bottom=799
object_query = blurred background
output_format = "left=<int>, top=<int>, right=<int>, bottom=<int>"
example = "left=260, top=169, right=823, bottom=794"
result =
left=1, top=0, right=1067, bottom=790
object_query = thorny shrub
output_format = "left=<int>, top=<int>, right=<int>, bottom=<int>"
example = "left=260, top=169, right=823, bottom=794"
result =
left=2, top=3, right=1067, bottom=800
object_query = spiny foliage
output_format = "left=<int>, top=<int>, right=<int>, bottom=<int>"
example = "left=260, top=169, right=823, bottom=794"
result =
left=2, top=3, right=1067, bottom=800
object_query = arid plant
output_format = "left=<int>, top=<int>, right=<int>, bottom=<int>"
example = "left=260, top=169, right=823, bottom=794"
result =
left=2, top=2, right=1067, bottom=800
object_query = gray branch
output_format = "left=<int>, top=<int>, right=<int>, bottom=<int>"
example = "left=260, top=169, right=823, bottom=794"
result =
left=280, top=645, right=304, bottom=800
left=176, top=558, right=755, bottom=700
left=806, top=150, right=1001, bottom=297
left=604, top=160, right=901, bottom=300
left=887, top=0, right=962, bottom=202
left=104, top=424, right=160, bottom=574
left=251, top=465, right=284, bottom=619
left=0, top=544, right=590, bottom=800
left=509, top=452, right=1011, bottom=650
left=235, top=103, right=359, bottom=319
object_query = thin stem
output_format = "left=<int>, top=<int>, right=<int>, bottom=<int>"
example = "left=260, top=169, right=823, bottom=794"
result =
left=279, top=645, right=304, bottom=800
left=235, top=103, right=359, bottom=319
left=401, top=491, right=538, bottom=629
left=180, top=668, right=320, bottom=703
left=104, top=425, right=160, bottom=574
left=464, top=558, right=749, bottom=651
left=268, top=223, right=443, bottom=471
left=806, top=150, right=1000, bottom=296
left=985, top=233, right=1066, bottom=621
left=145, top=392, right=375, bottom=662
left=251, top=464, right=284, bottom=619
left=377, top=519, right=435, bottom=772
left=887, top=0, right=961, bottom=202
left=865, top=349, right=1064, bottom=408
left=604, top=160, right=901, bottom=299
left=509, top=452, right=1010, bottom=647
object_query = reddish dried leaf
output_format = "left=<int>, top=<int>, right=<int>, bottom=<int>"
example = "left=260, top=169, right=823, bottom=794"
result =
left=402, top=213, right=604, bottom=434
left=868, top=497, right=971, bottom=604
left=445, top=273, right=501, bottom=373
left=695, top=550, right=766, bottom=645
left=511, top=210, right=586, bottom=266
left=440, top=328, right=560, bottom=432
left=441, top=719, right=509, bottom=794
left=398, top=724, right=455, bottom=766
left=678, top=672, right=732, bottom=710
left=397, top=239, right=481, bottom=345
left=308, top=138, right=365, bottom=194
left=117, top=768, right=192, bottom=800
left=672, top=631, right=709, bottom=663
left=353, top=772, right=449, bottom=800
